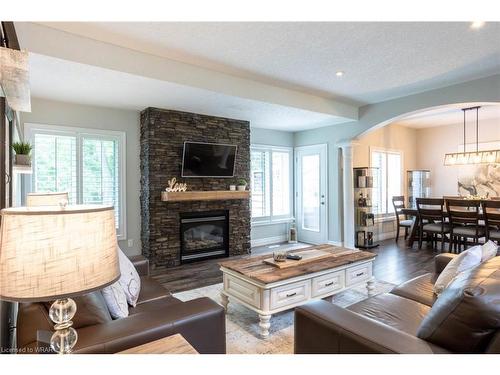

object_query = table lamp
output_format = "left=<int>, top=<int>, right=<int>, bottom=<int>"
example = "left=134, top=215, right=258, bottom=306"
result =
left=0, top=205, right=120, bottom=353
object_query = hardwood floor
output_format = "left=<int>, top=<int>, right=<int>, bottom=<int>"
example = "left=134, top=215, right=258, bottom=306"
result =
left=370, top=240, right=437, bottom=285
left=151, top=239, right=439, bottom=293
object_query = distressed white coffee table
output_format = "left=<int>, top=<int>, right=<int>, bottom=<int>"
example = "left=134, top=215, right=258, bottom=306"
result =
left=219, top=244, right=376, bottom=337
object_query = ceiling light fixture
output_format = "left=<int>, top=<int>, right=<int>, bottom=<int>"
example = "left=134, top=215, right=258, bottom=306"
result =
left=470, top=21, right=485, bottom=29
left=444, top=106, right=500, bottom=166
left=335, top=71, right=344, bottom=77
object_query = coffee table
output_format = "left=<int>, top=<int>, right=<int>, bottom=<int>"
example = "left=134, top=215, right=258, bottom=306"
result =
left=119, top=334, right=198, bottom=354
left=219, top=244, right=377, bottom=337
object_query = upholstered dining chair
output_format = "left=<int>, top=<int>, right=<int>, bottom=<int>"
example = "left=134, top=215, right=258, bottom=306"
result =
left=392, top=196, right=412, bottom=242
left=482, top=200, right=500, bottom=244
left=26, top=191, right=69, bottom=207
left=446, top=199, right=485, bottom=253
left=416, top=198, right=450, bottom=252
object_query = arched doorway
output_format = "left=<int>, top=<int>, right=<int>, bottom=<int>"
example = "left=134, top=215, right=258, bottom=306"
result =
left=341, top=101, right=500, bottom=248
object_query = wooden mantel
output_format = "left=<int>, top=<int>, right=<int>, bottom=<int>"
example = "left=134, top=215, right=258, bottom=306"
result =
left=161, top=190, right=250, bottom=202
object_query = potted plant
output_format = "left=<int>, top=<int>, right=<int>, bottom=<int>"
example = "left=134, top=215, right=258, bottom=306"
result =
left=12, top=141, right=32, bottom=166
left=237, top=178, right=247, bottom=191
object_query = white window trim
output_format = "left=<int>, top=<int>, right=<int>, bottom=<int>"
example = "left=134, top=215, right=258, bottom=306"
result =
left=24, top=123, right=127, bottom=240
left=369, top=146, right=404, bottom=218
left=251, top=144, right=294, bottom=225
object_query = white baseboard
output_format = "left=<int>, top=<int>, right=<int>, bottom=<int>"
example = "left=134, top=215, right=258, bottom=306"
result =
left=328, top=240, right=344, bottom=247
left=251, top=235, right=288, bottom=248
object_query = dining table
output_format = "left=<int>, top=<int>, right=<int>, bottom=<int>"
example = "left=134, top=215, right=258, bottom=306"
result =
left=401, top=206, right=487, bottom=248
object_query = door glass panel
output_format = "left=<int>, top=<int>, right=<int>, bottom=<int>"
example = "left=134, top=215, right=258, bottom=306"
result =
left=301, top=154, right=320, bottom=232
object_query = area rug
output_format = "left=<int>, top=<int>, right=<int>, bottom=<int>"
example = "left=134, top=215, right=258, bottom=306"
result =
left=174, top=279, right=396, bottom=354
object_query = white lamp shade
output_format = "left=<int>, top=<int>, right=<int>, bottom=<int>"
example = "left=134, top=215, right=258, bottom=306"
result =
left=0, top=205, right=120, bottom=302
left=27, top=192, right=69, bottom=207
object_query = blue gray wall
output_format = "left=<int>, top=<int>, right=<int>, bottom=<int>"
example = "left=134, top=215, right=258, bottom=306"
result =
left=250, top=128, right=295, bottom=245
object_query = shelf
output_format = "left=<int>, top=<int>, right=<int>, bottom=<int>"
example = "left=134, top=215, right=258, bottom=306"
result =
left=13, top=164, right=33, bottom=174
left=161, top=190, right=250, bottom=202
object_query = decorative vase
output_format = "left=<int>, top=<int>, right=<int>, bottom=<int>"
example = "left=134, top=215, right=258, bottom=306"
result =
left=229, top=185, right=236, bottom=191
left=237, top=185, right=246, bottom=191
left=14, top=154, right=31, bottom=166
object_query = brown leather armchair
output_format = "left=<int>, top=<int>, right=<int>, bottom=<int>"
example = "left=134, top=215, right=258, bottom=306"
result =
left=295, top=253, right=500, bottom=354
left=16, top=256, right=226, bottom=354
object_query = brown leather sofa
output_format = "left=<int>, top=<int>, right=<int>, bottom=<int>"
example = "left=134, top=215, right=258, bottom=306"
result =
left=16, top=256, right=226, bottom=354
left=295, top=253, right=500, bottom=354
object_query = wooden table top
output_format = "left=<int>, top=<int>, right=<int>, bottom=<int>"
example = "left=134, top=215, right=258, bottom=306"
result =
left=219, top=244, right=376, bottom=284
left=119, top=334, right=198, bottom=354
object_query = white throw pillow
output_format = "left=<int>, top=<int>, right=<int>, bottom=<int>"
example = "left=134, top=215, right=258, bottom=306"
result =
left=481, top=240, right=498, bottom=262
left=101, top=281, right=129, bottom=319
left=433, top=245, right=482, bottom=295
left=117, top=247, right=141, bottom=307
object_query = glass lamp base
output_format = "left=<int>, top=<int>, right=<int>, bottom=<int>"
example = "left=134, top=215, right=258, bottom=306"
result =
left=50, top=327, right=78, bottom=354
left=48, top=298, right=78, bottom=354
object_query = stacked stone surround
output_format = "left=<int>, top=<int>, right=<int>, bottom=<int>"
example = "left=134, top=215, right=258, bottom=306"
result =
left=140, top=107, right=251, bottom=268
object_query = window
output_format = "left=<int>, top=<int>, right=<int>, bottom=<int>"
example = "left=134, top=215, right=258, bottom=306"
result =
left=26, top=124, right=126, bottom=239
left=251, top=145, right=292, bottom=222
left=370, top=147, right=402, bottom=216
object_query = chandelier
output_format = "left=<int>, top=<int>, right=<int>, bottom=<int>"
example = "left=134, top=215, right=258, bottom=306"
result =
left=444, top=106, right=500, bottom=166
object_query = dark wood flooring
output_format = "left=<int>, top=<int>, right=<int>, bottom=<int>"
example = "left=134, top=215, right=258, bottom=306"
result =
left=151, top=239, right=439, bottom=293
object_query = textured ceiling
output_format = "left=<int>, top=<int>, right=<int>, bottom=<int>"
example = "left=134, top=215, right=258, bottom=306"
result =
left=40, top=22, right=500, bottom=105
left=395, top=103, right=500, bottom=129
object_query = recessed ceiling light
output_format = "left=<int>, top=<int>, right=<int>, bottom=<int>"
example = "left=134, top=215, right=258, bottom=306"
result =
left=336, top=71, right=344, bottom=77
left=470, top=21, right=485, bottom=29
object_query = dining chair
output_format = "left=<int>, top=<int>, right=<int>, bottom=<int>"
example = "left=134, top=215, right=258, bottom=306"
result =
left=482, top=200, right=500, bottom=244
left=446, top=199, right=485, bottom=253
left=392, top=196, right=412, bottom=242
left=416, top=198, right=450, bottom=252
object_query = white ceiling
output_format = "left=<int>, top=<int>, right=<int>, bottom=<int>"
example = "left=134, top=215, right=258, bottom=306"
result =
left=28, top=53, right=342, bottom=131
left=38, top=22, right=500, bottom=105
left=395, top=104, right=500, bottom=129
left=15, top=22, right=500, bottom=132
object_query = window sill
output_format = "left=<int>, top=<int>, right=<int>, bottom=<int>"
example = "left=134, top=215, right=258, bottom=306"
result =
left=251, top=217, right=294, bottom=227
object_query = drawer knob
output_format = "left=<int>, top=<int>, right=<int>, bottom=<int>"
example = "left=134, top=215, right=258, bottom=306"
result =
left=324, top=281, right=334, bottom=287
left=286, top=292, right=297, bottom=298
left=355, top=272, right=364, bottom=277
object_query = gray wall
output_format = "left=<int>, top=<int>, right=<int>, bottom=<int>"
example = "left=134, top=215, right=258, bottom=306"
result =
left=20, top=98, right=142, bottom=255
left=250, top=128, right=295, bottom=245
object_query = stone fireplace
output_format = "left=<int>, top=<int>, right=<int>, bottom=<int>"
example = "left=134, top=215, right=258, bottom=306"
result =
left=140, top=107, right=251, bottom=268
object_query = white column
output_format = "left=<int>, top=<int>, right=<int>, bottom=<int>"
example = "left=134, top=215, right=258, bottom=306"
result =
left=337, top=140, right=359, bottom=249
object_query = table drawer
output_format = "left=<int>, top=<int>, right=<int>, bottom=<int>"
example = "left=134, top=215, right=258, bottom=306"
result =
left=224, top=274, right=261, bottom=308
left=346, top=262, right=372, bottom=286
left=270, top=280, right=310, bottom=310
left=312, top=270, right=345, bottom=297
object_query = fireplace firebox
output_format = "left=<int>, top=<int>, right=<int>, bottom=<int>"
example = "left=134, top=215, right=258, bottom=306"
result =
left=180, top=210, right=229, bottom=263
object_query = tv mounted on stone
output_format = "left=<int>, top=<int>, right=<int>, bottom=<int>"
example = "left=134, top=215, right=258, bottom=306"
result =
left=181, top=141, right=237, bottom=178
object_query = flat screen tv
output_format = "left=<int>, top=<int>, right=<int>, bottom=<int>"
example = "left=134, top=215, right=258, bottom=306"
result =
left=181, top=141, right=237, bottom=178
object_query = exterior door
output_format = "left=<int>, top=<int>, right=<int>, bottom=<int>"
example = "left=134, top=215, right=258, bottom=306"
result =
left=295, top=144, right=328, bottom=244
